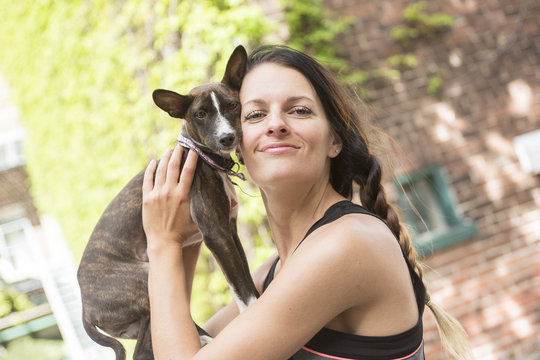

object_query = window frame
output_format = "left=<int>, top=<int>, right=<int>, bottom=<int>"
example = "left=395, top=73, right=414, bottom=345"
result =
left=0, top=218, right=36, bottom=283
left=393, top=164, right=477, bottom=255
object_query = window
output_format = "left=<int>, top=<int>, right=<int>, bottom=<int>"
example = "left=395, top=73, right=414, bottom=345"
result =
left=0, top=219, right=36, bottom=282
left=513, top=129, right=540, bottom=175
left=0, top=144, right=6, bottom=166
left=0, top=130, right=26, bottom=170
left=394, top=165, right=477, bottom=255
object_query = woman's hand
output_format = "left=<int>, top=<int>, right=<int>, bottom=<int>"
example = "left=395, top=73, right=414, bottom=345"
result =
left=142, top=145, right=199, bottom=253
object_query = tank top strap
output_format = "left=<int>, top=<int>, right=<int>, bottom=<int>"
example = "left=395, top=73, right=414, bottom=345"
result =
left=262, top=256, right=280, bottom=292
left=293, top=200, right=383, bottom=254
left=263, top=200, right=382, bottom=292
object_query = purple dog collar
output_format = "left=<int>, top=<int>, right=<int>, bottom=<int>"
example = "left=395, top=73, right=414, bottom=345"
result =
left=177, top=133, right=246, bottom=182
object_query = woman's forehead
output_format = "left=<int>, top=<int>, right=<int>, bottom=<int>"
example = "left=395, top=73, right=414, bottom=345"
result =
left=240, top=63, right=318, bottom=103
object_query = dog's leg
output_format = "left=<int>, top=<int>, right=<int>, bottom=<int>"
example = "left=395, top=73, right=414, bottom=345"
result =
left=191, top=166, right=259, bottom=313
left=133, top=315, right=153, bottom=360
left=228, top=218, right=258, bottom=311
left=205, top=231, right=258, bottom=311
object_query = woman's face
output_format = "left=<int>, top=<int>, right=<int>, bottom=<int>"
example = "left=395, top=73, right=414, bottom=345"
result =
left=239, top=63, right=341, bottom=188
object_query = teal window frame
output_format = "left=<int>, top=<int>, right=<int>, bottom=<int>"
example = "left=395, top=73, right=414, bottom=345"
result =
left=0, top=314, right=57, bottom=342
left=394, top=164, right=477, bottom=255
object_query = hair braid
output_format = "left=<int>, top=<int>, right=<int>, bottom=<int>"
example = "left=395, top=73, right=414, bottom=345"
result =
left=356, top=153, right=420, bottom=274
left=357, top=152, right=471, bottom=359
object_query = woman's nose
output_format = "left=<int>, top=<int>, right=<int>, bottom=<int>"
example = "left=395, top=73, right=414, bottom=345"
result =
left=266, top=112, right=289, bottom=136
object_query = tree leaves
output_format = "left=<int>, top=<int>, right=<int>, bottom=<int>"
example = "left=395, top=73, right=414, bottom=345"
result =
left=0, top=0, right=272, bottom=322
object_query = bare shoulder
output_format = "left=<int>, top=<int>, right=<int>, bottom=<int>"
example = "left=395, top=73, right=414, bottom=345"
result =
left=289, top=212, right=408, bottom=303
left=299, top=212, right=402, bottom=265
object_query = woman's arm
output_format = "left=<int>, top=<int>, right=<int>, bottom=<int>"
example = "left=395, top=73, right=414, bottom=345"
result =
left=143, top=146, right=203, bottom=358
left=148, top=244, right=201, bottom=358
left=142, top=145, right=400, bottom=360
left=183, top=242, right=202, bottom=302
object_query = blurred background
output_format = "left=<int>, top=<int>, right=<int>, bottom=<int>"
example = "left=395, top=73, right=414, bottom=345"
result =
left=0, top=0, right=538, bottom=358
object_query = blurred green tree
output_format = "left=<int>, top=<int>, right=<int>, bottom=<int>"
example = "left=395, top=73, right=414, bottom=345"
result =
left=0, top=0, right=273, bottom=323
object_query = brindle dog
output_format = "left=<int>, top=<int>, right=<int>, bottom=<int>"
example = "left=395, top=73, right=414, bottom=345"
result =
left=77, top=45, right=258, bottom=359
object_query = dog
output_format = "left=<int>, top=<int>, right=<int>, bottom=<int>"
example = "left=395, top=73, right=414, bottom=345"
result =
left=77, top=45, right=259, bottom=360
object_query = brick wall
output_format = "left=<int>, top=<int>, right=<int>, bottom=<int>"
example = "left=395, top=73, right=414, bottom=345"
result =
left=322, top=0, right=540, bottom=358
left=0, top=166, right=40, bottom=226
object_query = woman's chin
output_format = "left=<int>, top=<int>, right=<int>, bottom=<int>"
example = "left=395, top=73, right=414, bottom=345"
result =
left=255, top=170, right=313, bottom=189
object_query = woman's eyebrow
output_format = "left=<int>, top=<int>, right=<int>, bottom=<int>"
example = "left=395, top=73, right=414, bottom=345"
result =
left=242, top=98, right=266, bottom=107
left=285, top=96, right=316, bottom=105
left=242, top=95, right=317, bottom=108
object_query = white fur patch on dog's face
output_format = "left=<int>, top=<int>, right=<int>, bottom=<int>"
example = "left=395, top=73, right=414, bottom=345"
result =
left=211, top=91, right=235, bottom=139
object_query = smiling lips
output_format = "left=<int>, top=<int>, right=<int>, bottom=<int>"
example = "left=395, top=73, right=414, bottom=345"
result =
left=260, top=143, right=299, bottom=154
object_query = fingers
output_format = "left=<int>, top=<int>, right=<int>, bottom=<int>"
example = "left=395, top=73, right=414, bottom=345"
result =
left=142, top=145, right=197, bottom=194
left=142, top=159, right=157, bottom=194
left=166, top=145, right=184, bottom=185
left=178, top=148, right=198, bottom=194
left=154, top=148, right=173, bottom=188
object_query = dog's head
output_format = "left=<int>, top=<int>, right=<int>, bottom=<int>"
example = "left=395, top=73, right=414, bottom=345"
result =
left=152, top=45, right=247, bottom=155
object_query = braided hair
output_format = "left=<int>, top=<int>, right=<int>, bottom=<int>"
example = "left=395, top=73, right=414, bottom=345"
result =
left=246, top=45, right=471, bottom=360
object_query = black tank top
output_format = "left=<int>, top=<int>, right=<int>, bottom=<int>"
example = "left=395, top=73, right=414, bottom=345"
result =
left=262, top=201, right=426, bottom=360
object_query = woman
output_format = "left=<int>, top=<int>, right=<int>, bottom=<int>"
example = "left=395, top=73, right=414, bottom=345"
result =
left=142, top=45, right=470, bottom=360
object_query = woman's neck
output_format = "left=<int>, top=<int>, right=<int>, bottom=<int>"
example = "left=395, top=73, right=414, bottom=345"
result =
left=261, top=180, right=345, bottom=262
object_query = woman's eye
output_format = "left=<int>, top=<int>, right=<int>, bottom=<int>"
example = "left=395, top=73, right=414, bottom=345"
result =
left=291, top=106, right=312, bottom=116
left=244, top=111, right=265, bottom=121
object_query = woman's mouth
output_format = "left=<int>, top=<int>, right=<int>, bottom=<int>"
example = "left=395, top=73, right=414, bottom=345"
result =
left=261, top=143, right=299, bottom=154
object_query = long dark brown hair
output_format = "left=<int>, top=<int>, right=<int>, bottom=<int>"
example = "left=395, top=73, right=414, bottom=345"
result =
left=246, top=45, right=471, bottom=360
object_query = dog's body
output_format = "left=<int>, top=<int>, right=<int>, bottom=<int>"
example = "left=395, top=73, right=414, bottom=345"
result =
left=77, top=46, right=258, bottom=359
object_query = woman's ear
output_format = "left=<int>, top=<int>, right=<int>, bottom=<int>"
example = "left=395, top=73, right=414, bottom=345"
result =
left=328, top=133, right=343, bottom=158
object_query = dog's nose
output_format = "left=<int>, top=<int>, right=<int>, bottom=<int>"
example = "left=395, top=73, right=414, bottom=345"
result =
left=219, top=133, right=236, bottom=147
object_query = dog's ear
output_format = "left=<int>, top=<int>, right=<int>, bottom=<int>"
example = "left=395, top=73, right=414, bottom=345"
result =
left=221, top=45, right=247, bottom=91
left=152, top=89, right=193, bottom=119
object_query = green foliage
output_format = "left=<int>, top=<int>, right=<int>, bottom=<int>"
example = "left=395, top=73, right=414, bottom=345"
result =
left=281, top=0, right=353, bottom=70
left=388, top=2, right=454, bottom=96
left=352, top=2, right=453, bottom=96
left=0, top=286, right=34, bottom=318
left=280, top=0, right=373, bottom=98
left=1, top=336, right=66, bottom=360
left=0, top=0, right=271, bottom=259
left=427, top=72, right=444, bottom=95
left=390, top=1, right=454, bottom=46
left=386, top=54, right=419, bottom=69
left=0, top=0, right=273, bottom=323
left=279, top=0, right=450, bottom=99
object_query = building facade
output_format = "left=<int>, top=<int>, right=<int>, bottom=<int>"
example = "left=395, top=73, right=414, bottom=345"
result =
left=320, top=0, right=540, bottom=358
left=0, top=76, right=113, bottom=359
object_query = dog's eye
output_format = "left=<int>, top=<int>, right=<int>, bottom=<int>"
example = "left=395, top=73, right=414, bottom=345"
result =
left=195, top=110, right=207, bottom=119
left=228, top=102, right=239, bottom=111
